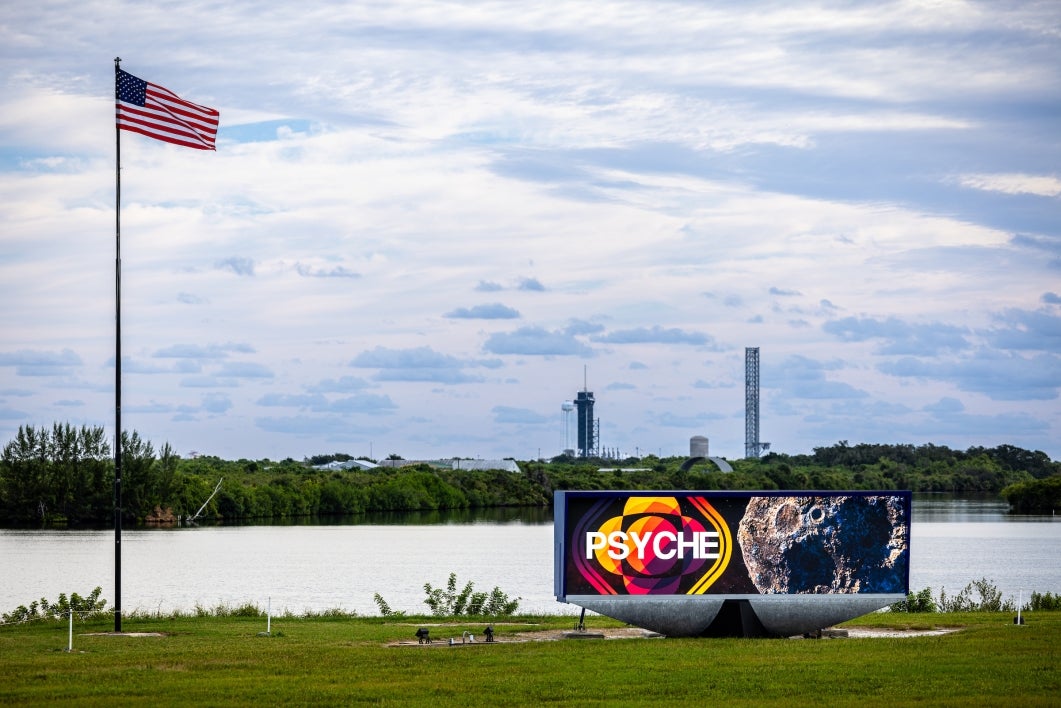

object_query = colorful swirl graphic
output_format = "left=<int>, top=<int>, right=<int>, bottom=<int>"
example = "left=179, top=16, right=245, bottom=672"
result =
left=573, top=496, right=733, bottom=595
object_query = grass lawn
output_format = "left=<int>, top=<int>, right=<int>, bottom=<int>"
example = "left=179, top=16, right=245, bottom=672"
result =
left=1, top=611, right=1058, bottom=706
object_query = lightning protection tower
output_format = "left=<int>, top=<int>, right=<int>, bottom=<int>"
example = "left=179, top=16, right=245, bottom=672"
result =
left=745, top=347, right=763, bottom=458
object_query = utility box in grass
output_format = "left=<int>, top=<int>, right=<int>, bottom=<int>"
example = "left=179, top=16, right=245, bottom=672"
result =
left=554, top=490, right=911, bottom=637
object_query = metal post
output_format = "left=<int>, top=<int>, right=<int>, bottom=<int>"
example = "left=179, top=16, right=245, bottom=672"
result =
left=113, top=56, right=123, bottom=633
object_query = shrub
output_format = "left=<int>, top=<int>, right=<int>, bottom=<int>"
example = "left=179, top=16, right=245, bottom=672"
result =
left=372, top=593, right=404, bottom=617
left=890, top=587, right=937, bottom=613
left=888, top=579, right=1051, bottom=614
left=1028, top=591, right=1061, bottom=611
left=375, top=572, right=520, bottom=617
left=2, top=587, right=107, bottom=624
left=227, top=602, right=264, bottom=617
left=938, top=578, right=1014, bottom=613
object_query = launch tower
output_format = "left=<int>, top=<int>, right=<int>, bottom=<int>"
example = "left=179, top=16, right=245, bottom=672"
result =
left=745, top=347, right=768, bottom=458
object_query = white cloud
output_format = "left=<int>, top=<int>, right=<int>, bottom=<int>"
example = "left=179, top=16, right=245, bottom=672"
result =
left=957, top=173, right=1061, bottom=198
left=1, top=0, right=1059, bottom=460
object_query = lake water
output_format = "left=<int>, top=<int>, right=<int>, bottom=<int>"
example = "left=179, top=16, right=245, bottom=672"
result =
left=1, top=494, right=1057, bottom=618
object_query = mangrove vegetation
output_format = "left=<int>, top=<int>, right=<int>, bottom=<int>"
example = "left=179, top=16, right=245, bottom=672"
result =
left=1, top=423, right=1057, bottom=526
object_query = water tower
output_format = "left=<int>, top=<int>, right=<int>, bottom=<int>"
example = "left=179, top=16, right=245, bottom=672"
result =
left=561, top=402, right=576, bottom=456
left=690, top=435, right=709, bottom=458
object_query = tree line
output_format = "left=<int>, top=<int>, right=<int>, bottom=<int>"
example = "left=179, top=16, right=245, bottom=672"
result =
left=1, top=423, right=1057, bottom=526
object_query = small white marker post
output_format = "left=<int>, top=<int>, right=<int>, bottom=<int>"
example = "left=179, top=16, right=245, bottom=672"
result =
left=68, top=608, right=73, bottom=652
left=257, top=596, right=273, bottom=636
left=1017, top=589, right=1023, bottom=625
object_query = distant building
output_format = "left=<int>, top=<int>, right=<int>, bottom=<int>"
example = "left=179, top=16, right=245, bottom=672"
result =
left=378, top=458, right=522, bottom=473
left=312, top=459, right=379, bottom=472
left=449, top=459, right=522, bottom=473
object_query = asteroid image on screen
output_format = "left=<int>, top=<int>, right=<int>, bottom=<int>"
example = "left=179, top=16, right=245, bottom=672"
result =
left=560, top=492, right=909, bottom=597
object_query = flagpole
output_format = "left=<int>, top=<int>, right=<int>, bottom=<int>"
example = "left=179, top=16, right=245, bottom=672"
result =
left=110, top=65, right=216, bottom=632
left=113, top=56, right=123, bottom=634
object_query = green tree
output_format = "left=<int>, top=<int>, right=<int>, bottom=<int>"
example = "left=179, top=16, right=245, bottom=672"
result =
left=119, top=431, right=157, bottom=521
left=1002, top=475, right=1061, bottom=514
left=0, top=424, right=111, bottom=524
left=0, top=425, right=52, bottom=522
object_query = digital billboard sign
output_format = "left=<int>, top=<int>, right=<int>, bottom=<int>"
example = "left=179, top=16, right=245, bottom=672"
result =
left=555, top=491, right=910, bottom=600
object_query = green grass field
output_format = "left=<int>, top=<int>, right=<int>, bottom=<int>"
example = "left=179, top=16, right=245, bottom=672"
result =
left=1, top=611, right=1058, bottom=706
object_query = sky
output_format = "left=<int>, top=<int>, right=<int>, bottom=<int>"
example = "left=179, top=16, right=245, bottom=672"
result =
left=1, top=1, right=1059, bottom=463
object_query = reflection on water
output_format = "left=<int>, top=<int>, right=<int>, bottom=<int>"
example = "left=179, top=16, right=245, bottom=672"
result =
left=912, top=492, right=1055, bottom=523
left=211, top=494, right=1051, bottom=527
left=205, top=506, right=555, bottom=527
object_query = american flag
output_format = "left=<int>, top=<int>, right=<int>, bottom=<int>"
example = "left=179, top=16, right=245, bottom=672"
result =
left=116, top=69, right=219, bottom=150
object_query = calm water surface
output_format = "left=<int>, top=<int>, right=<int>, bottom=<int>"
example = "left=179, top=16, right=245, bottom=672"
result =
left=1, top=494, right=1057, bottom=617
